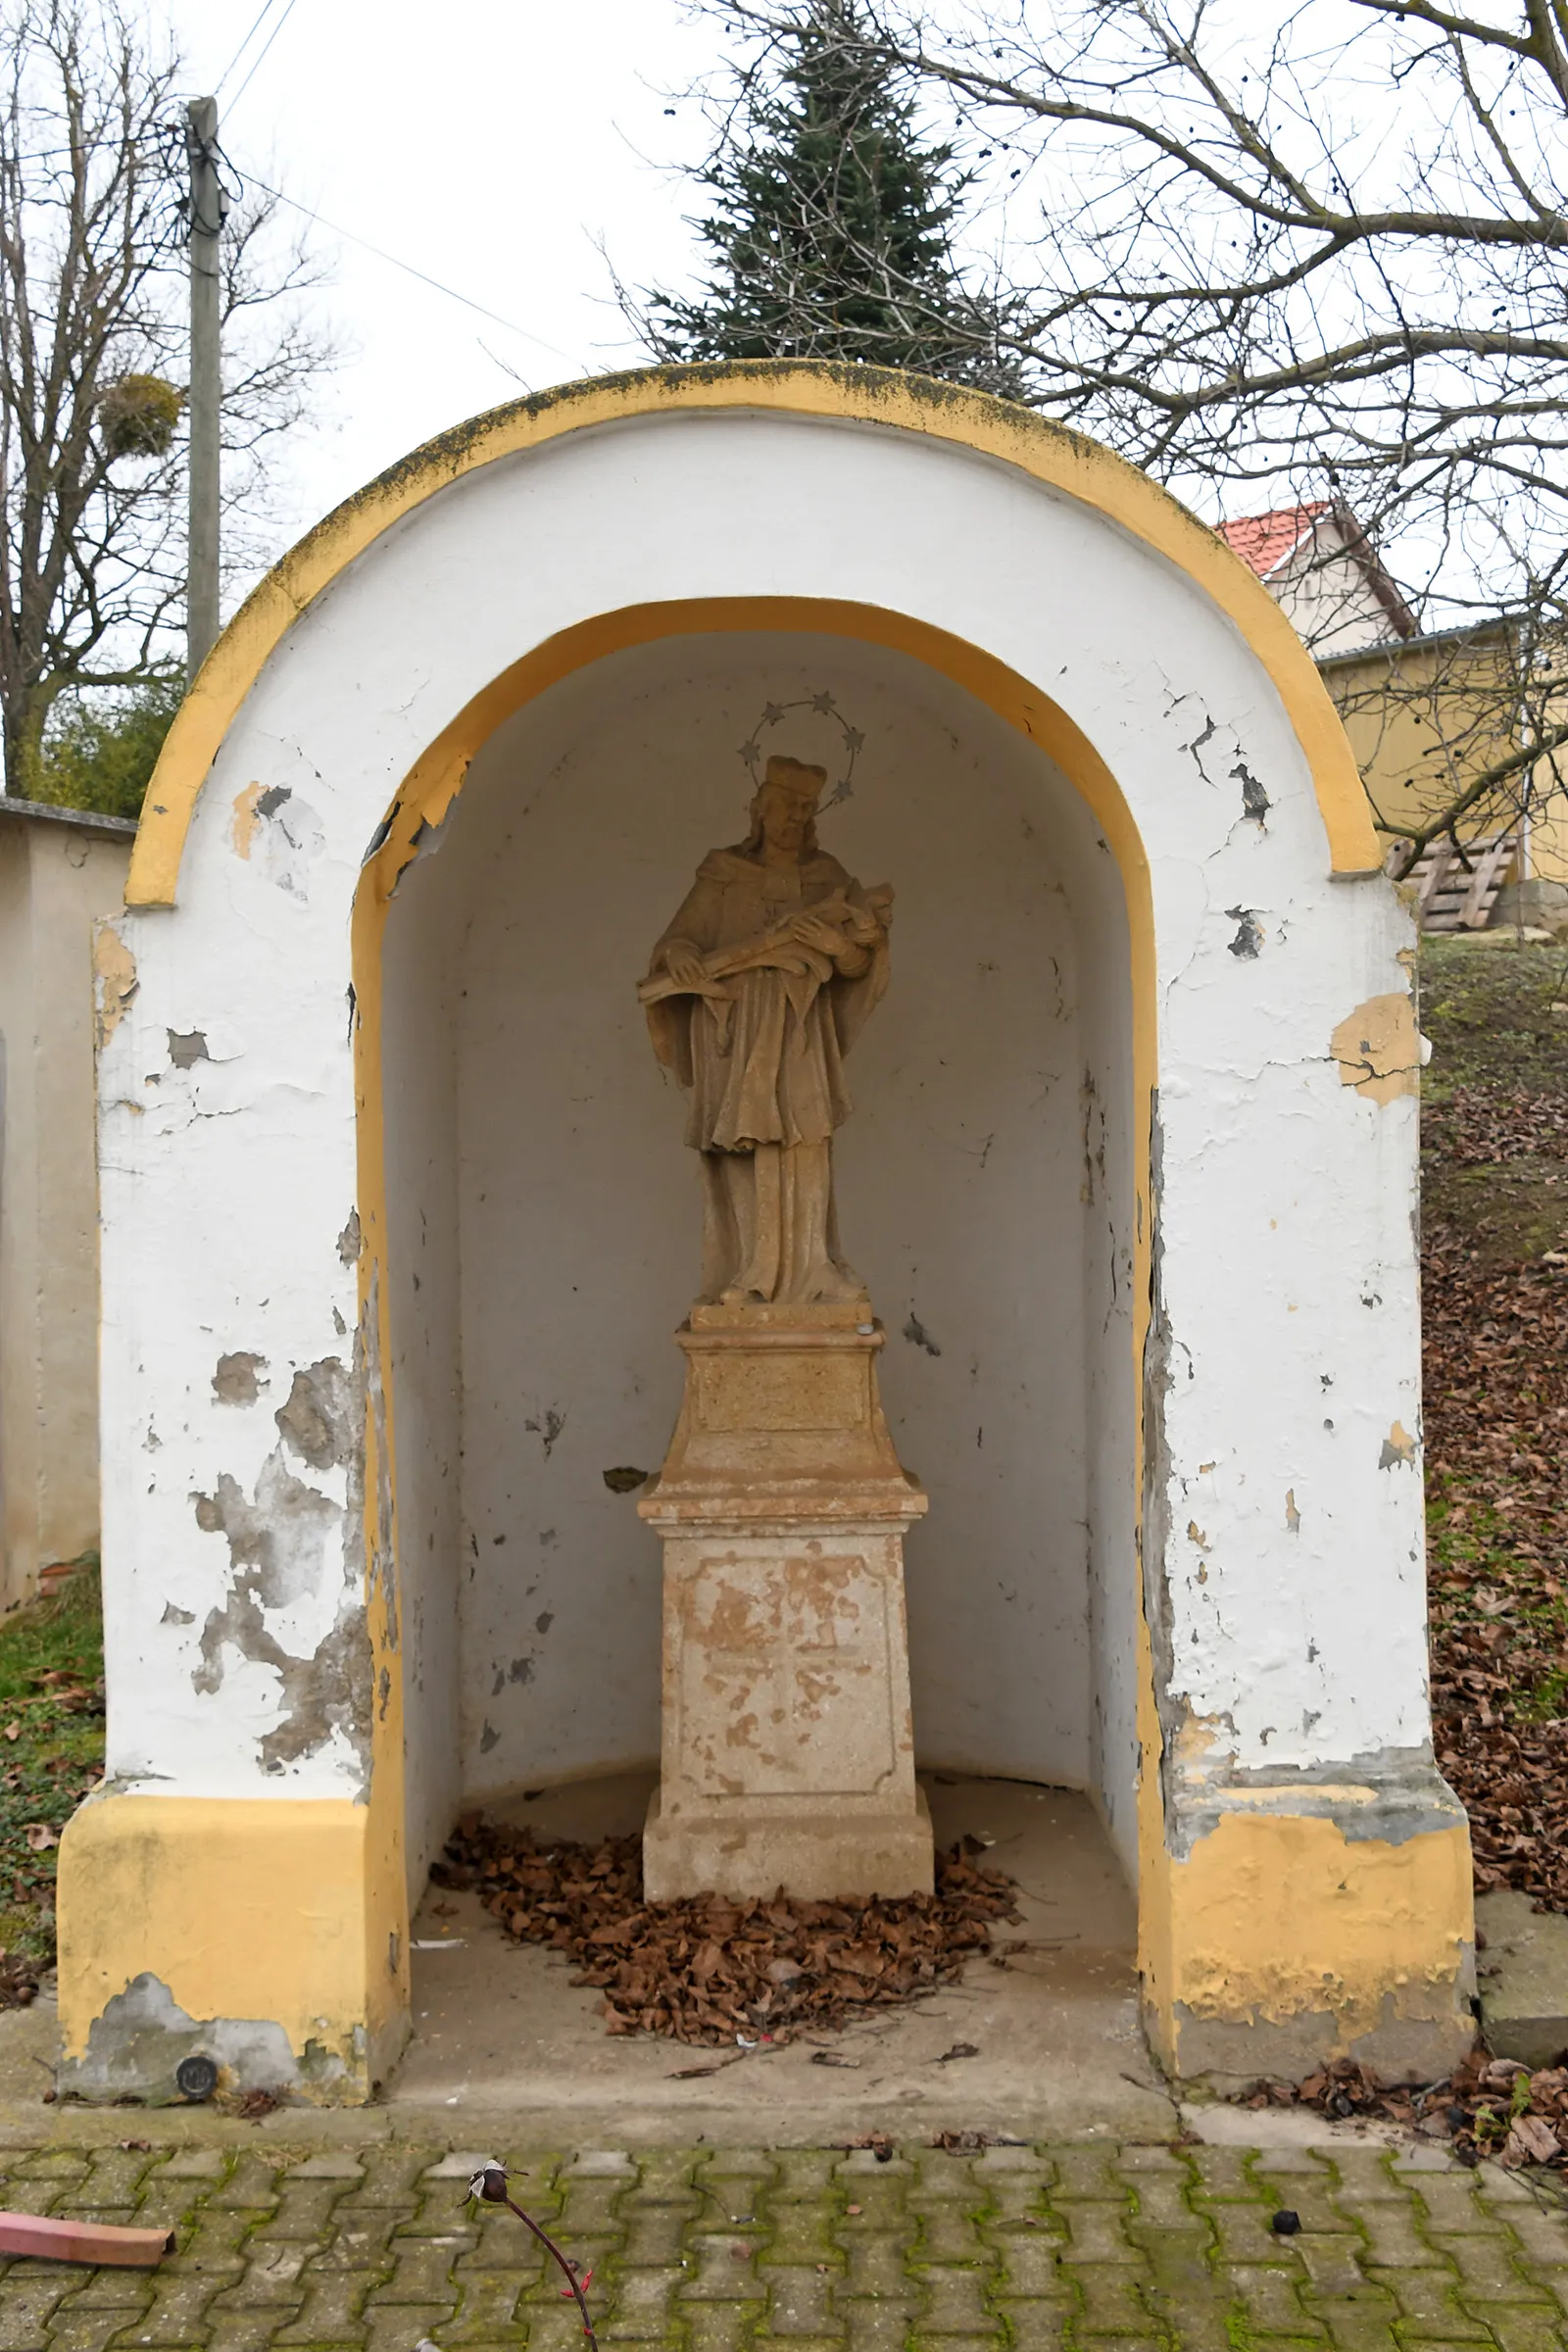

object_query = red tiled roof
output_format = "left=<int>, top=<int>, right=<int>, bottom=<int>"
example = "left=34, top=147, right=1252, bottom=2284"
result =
left=1217, top=499, right=1418, bottom=639
left=1216, top=503, right=1330, bottom=579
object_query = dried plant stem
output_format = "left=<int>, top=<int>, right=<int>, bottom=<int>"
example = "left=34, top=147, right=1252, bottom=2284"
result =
left=501, top=2192, right=598, bottom=2351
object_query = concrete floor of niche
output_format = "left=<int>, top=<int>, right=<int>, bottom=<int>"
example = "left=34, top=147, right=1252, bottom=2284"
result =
left=389, top=1771, right=1178, bottom=2142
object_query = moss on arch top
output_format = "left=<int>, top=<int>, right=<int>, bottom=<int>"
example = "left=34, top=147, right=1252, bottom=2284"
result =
left=127, top=360, right=1379, bottom=907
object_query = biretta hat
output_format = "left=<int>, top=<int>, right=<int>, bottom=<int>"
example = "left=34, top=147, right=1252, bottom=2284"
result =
left=761, top=755, right=827, bottom=804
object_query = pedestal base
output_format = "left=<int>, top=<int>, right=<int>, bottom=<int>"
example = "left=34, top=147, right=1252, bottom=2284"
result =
left=644, top=1781, right=933, bottom=1904
left=639, top=1302, right=932, bottom=1903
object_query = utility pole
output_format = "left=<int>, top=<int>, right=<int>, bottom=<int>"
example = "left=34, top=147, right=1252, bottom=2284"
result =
left=185, top=97, right=221, bottom=680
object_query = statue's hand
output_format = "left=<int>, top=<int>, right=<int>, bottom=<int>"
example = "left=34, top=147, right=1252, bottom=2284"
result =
left=660, top=946, right=708, bottom=992
left=787, top=909, right=850, bottom=957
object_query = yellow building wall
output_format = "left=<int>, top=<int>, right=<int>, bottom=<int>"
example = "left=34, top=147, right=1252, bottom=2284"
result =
left=1321, top=629, right=1568, bottom=888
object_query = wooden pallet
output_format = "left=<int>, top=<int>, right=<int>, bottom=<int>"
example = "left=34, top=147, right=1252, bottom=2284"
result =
left=1384, top=833, right=1518, bottom=932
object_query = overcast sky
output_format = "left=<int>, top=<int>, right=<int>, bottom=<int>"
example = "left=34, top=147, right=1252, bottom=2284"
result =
left=164, top=0, right=718, bottom=579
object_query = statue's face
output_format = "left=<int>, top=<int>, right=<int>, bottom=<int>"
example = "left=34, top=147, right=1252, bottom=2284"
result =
left=759, top=783, right=813, bottom=856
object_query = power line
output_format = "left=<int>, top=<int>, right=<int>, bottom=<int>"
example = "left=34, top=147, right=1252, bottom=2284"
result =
left=240, top=168, right=582, bottom=369
left=214, top=0, right=284, bottom=99
left=10, top=128, right=584, bottom=376
left=226, top=0, right=303, bottom=118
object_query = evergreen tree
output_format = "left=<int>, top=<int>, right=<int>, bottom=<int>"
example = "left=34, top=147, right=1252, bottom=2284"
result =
left=645, top=0, right=1025, bottom=397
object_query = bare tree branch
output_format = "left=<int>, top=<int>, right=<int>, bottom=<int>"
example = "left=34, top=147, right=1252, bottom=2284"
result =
left=673, top=0, right=1568, bottom=868
left=0, top=0, right=333, bottom=795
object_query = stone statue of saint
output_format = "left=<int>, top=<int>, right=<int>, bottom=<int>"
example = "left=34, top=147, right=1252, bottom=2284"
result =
left=641, top=756, right=893, bottom=1306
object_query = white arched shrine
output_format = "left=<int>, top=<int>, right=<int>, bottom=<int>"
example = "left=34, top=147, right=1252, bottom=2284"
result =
left=59, top=366, right=1472, bottom=2102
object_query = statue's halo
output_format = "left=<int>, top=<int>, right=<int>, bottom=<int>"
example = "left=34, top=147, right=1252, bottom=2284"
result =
left=736, top=690, right=863, bottom=808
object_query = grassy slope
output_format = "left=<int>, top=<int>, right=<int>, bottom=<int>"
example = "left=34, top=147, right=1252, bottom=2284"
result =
left=1420, top=938, right=1568, bottom=1906
left=0, top=1566, right=104, bottom=1984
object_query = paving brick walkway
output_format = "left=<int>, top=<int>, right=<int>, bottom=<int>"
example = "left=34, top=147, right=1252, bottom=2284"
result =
left=0, top=2138, right=1566, bottom=2352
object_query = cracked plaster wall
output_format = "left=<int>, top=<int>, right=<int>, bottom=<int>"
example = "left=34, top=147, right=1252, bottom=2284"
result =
left=95, top=406, right=1425, bottom=1871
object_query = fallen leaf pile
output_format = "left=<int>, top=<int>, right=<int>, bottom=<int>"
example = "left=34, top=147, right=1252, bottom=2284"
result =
left=1422, top=1088, right=1568, bottom=1909
left=434, top=1817, right=1019, bottom=2043
left=1422, top=1084, right=1568, bottom=1170
left=1243, top=2050, right=1568, bottom=2170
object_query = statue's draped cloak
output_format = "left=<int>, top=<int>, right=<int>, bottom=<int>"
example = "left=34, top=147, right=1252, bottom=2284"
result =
left=648, top=845, right=888, bottom=1154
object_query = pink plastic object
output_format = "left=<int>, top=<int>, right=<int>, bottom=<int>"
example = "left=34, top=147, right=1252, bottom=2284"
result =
left=0, top=2212, right=173, bottom=2266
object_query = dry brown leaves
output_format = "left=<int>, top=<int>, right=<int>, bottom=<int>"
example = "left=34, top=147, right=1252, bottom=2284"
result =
left=1423, top=1084, right=1568, bottom=1910
left=1422, top=1085, right=1568, bottom=1169
left=0, top=1951, right=39, bottom=2009
left=435, top=1817, right=1019, bottom=2044
left=1245, top=2049, right=1568, bottom=2169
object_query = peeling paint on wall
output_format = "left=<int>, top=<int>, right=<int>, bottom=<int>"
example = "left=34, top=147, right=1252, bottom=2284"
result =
left=228, top=779, right=323, bottom=897
left=1379, top=1421, right=1418, bottom=1469
left=1331, top=993, right=1421, bottom=1103
left=230, top=782, right=265, bottom=858
left=91, top=922, right=137, bottom=1051
left=1225, top=907, right=1262, bottom=958
left=167, top=1030, right=209, bottom=1069
left=191, top=1354, right=372, bottom=1774
left=212, top=1353, right=268, bottom=1405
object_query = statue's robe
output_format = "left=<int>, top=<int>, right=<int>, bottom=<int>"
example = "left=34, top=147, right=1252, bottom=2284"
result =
left=646, top=843, right=889, bottom=1301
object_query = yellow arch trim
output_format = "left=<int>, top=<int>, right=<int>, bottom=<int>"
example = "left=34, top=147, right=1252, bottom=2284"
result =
left=128, top=361, right=1379, bottom=907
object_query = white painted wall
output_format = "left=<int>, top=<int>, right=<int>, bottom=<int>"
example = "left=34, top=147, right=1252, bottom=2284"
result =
left=381, top=633, right=1135, bottom=1857
left=95, top=403, right=1427, bottom=1900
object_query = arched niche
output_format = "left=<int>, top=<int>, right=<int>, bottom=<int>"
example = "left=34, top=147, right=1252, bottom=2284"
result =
left=377, top=625, right=1138, bottom=1888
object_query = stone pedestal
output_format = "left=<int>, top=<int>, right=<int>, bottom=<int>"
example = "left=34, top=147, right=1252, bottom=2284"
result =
left=639, top=1300, right=932, bottom=1902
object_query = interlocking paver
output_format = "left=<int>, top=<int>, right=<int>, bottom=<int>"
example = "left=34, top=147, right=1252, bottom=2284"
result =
left=909, top=2266, right=995, bottom=2335
left=250, top=2180, right=360, bottom=2243
left=1071, top=2259, right=1156, bottom=2332
left=1475, top=2310, right=1568, bottom=2352
left=600, top=2264, right=686, bottom=2342
left=271, top=2269, right=385, bottom=2345
left=682, top=2233, right=768, bottom=2302
left=836, top=2231, right=911, bottom=2301
left=985, top=2300, right=1068, bottom=2350
left=0, top=2277, right=84, bottom=2351
left=0, top=2135, right=1553, bottom=2352
left=49, top=2317, right=140, bottom=2352
left=987, top=2230, right=1067, bottom=2299
left=1227, top=2257, right=1326, bottom=2336
left=209, top=2245, right=311, bottom=2312
left=1294, top=2232, right=1373, bottom=2300
left=755, top=2265, right=841, bottom=2337
left=1056, top=2200, right=1141, bottom=2265
left=1371, top=2263, right=1494, bottom=2336
left=683, top=2303, right=765, bottom=2352
left=837, top=2302, right=916, bottom=2352
left=438, top=2266, right=532, bottom=2344
left=115, top=2271, right=233, bottom=2346
left=368, top=2235, right=477, bottom=2304
left=1438, top=2231, right=1554, bottom=2303
left=206, top=2161, right=279, bottom=2216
